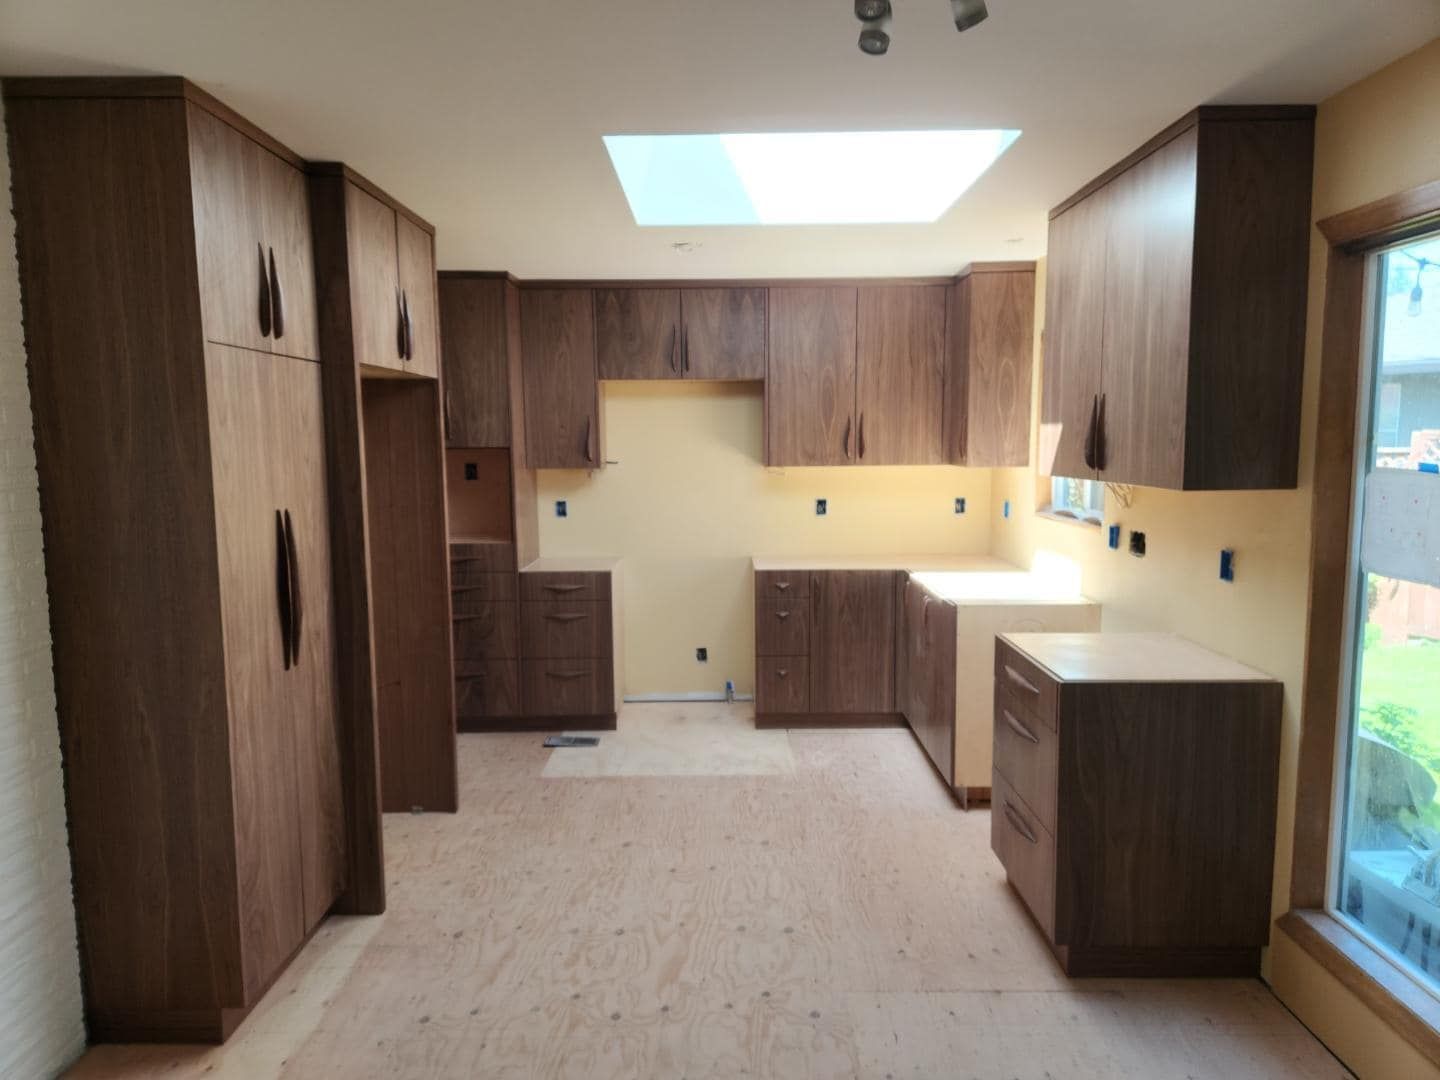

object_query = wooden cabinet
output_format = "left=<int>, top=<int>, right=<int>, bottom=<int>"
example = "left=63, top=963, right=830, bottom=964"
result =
left=3, top=79, right=376, bottom=1043
left=596, top=287, right=767, bottom=381
left=991, top=633, right=1283, bottom=976
left=855, top=286, right=947, bottom=464
left=521, top=289, right=601, bottom=468
left=188, top=103, right=318, bottom=361
left=898, top=577, right=957, bottom=785
left=809, top=571, right=897, bottom=714
left=766, top=287, right=858, bottom=466
left=439, top=275, right=516, bottom=448
left=767, top=286, right=947, bottom=466
left=1040, top=107, right=1314, bottom=489
left=519, top=568, right=621, bottom=721
left=945, top=263, right=1036, bottom=467
left=336, top=175, right=438, bottom=377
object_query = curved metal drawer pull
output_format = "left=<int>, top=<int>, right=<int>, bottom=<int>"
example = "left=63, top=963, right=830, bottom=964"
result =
left=1002, top=709, right=1039, bottom=745
left=777, top=669, right=789, bottom=678
left=775, top=610, right=791, bottom=620
left=773, top=581, right=791, bottom=591
left=1003, top=801, right=1038, bottom=845
left=547, top=670, right=587, bottom=680
left=544, top=612, right=588, bottom=622
left=544, top=583, right=586, bottom=593
left=1003, top=664, right=1041, bottom=697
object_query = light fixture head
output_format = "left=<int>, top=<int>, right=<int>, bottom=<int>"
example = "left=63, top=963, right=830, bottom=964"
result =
left=950, top=0, right=989, bottom=32
left=858, top=26, right=891, bottom=54
left=854, top=0, right=891, bottom=22
left=1411, top=282, right=1424, bottom=317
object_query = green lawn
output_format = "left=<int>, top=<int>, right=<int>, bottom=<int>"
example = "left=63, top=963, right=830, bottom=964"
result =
left=1358, top=636, right=1440, bottom=828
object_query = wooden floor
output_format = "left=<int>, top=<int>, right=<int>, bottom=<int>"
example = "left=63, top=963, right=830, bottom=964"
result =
left=69, top=703, right=1349, bottom=1079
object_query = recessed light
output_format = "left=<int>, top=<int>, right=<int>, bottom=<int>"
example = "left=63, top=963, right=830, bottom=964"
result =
left=603, top=130, right=1021, bottom=226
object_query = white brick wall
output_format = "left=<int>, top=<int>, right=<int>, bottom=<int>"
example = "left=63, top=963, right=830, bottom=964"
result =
left=0, top=105, right=88, bottom=1078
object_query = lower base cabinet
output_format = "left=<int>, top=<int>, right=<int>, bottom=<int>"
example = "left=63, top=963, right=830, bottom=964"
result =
left=991, top=632, right=1283, bottom=977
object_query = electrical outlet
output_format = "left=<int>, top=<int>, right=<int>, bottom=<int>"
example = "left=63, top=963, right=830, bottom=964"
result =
left=1220, top=549, right=1235, bottom=582
left=815, top=498, right=828, bottom=516
left=955, top=497, right=966, bottom=515
left=1129, top=530, right=1147, bottom=558
left=1108, top=524, right=1121, bottom=550
left=464, top=462, right=478, bottom=481
left=555, top=500, right=568, bottom=518
left=695, top=647, right=708, bottom=662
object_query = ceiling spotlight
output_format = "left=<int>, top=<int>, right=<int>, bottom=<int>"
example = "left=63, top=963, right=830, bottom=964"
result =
left=950, top=0, right=989, bottom=32
left=855, top=0, right=892, bottom=56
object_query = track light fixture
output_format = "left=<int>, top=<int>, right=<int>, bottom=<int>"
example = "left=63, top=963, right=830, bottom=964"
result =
left=854, top=0, right=990, bottom=56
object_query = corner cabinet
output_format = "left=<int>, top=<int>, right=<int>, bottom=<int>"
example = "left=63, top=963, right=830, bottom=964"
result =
left=4, top=77, right=378, bottom=1043
left=1040, top=107, right=1314, bottom=490
left=945, top=263, right=1036, bottom=467
left=521, top=288, right=602, bottom=469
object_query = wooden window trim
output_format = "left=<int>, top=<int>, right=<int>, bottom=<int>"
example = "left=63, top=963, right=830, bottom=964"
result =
left=1286, top=177, right=1440, bottom=1069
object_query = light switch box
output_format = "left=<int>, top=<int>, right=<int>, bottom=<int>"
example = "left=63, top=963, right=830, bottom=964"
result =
left=955, top=497, right=966, bottom=515
left=815, top=498, right=828, bottom=516
left=555, top=500, right=568, bottom=518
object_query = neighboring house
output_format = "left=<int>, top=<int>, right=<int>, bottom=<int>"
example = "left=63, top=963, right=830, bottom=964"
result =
left=1376, top=297, right=1440, bottom=460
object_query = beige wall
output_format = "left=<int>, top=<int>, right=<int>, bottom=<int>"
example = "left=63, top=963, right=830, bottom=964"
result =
left=991, top=38, right=1440, bottom=1080
left=537, top=381, right=992, bottom=695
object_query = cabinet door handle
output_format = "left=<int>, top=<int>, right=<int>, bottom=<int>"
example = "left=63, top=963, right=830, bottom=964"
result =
left=1003, top=663, right=1041, bottom=698
left=843, top=416, right=852, bottom=459
left=257, top=244, right=272, bottom=338
left=1095, top=392, right=1107, bottom=471
left=268, top=247, right=285, bottom=340
left=274, top=510, right=292, bottom=671
left=1002, top=801, right=1038, bottom=845
left=1002, top=709, right=1039, bottom=744
left=583, top=414, right=594, bottom=463
left=682, top=326, right=690, bottom=373
left=284, top=509, right=302, bottom=669
left=547, top=669, right=587, bottom=681
left=402, top=289, right=414, bottom=360
left=1083, top=394, right=1098, bottom=470
left=544, top=612, right=588, bottom=622
left=669, top=326, right=679, bottom=374
left=858, top=412, right=866, bottom=460
left=543, top=583, right=586, bottom=593
left=396, top=288, right=407, bottom=360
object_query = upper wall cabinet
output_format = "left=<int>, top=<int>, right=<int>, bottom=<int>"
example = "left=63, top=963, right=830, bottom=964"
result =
left=595, top=287, right=766, bottom=381
left=438, top=274, right=519, bottom=448
left=328, top=171, right=439, bottom=378
left=945, top=263, right=1036, bottom=468
left=187, top=103, right=319, bottom=361
left=521, top=288, right=601, bottom=469
left=1040, top=107, right=1315, bottom=490
left=767, top=285, right=945, bottom=467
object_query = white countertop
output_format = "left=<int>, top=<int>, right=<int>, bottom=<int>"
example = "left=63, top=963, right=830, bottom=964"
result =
left=1002, top=632, right=1276, bottom=683
left=752, top=555, right=1019, bottom=573
left=910, top=570, right=1095, bottom=607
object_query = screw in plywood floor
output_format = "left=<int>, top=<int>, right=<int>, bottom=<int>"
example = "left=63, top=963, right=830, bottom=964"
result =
left=68, top=703, right=1350, bottom=1079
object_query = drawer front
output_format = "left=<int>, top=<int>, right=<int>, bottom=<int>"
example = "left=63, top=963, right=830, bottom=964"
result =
left=450, top=542, right=516, bottom=572
left=755, top=570, right=809, bottom=600
left=520, top=601, right=613, bottom=658
left=522, top=659, right=613, bottom=716
left=452, top=601, right=518, bottom=660
left=993, top=683, right=1059, bottom=833
left=991, top=770, right=1056, bottom=941
left=451, top=570, right=517, bottom=601
left=755, top=598, right=809, bottom=656
left=756, top=656, right=809, bottom=714
left=456, top=660, right=522, bottom=718
left=995, top=638, right=1060, bottom=730
left=520, top=571, right=611, bottom=603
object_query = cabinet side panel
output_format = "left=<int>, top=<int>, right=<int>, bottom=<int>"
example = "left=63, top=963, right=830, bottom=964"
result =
left=1187, top=118, right=1315, bottom=490
left=5, top=96, right=243, bottom=1013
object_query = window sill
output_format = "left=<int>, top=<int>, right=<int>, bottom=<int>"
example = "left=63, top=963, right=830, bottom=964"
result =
left=1036, top=507, right=1102, bottom=530
left=1277, top=909, right=1440, bottom=1068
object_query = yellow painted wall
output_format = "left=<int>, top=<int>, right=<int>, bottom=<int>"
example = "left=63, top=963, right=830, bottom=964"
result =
left=990, top=38, right=1440, bottom=1080
left=537, top=381, right=992, bottom=695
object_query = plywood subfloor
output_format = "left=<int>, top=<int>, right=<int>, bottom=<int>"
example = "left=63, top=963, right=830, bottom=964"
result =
left=68, top=703, right=1349, bottom=1079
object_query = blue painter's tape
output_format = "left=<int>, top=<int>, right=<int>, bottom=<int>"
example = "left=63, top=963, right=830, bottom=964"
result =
left=1003, top=500, right=1011, bottom=519
left=1108, top=524, right=1121, bottom=550
left=1420, top=462, right=1439, bottom=474
left=1220, top=549, right=1235, bottom=582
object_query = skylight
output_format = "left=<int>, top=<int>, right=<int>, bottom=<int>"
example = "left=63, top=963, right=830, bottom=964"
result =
left=602, top=130, right=1019, bottom=226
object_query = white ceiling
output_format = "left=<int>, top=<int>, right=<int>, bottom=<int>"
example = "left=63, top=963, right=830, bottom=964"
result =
left=2, top=1, right=1437, bottom=278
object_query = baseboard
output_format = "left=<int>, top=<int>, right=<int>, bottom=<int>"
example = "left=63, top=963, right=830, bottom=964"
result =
left=956, top=785, right=991, bottom=810
left=755, top=712, right=907, bottom=730
left=459, top=714, right=617, bottom=733
left=623, top=692, right=755, bottom=703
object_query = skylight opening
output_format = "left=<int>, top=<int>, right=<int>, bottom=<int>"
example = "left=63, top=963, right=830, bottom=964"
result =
left=602, top=129, right=1020, bottom=227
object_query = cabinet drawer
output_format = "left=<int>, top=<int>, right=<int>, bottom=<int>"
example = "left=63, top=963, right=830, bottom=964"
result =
left=451, top=541, right=516, bottom=573
left=993, top=684, right=1059, bottom=833
left=519, top=571, right=611, bottom=603
left=456, top=661, right=521, bottom=719
left=522, top=659, right=614, bottom=717
left=995, top=638, right=1060, bottom=730
left=451, top=571, right=517, bottom=601
left=755, top=570, right=808, bottom=600
left=756, top=657, right=809, bottom=714
left=452, top=601, right=518, bottom=660
left=755, top=599, right=809, bottom=655
left=991, top=770, right=1056, bottom=941
left=520, top=601, right=612, bottom=658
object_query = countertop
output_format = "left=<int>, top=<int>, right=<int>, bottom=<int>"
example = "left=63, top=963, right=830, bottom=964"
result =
left=752, top=555, right=1019, bottom=573
left=519, top=556, right=622, bottom=574
left=1001, top=632, right=1275, bottom=683
left=751, top=555, right=1094, bottom=606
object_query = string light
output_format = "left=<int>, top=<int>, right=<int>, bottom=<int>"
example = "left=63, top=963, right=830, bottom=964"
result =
left=1403, top=250, right=1432, bottom=317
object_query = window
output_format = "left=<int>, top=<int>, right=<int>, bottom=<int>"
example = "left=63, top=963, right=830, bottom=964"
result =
left=1045, top=476, right=1104, bottom=525
left=1333, top=234, right=1440, bottom=996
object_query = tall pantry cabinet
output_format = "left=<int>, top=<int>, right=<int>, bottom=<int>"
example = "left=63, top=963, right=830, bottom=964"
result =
left=4, top=78, right=380, bottom=1043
